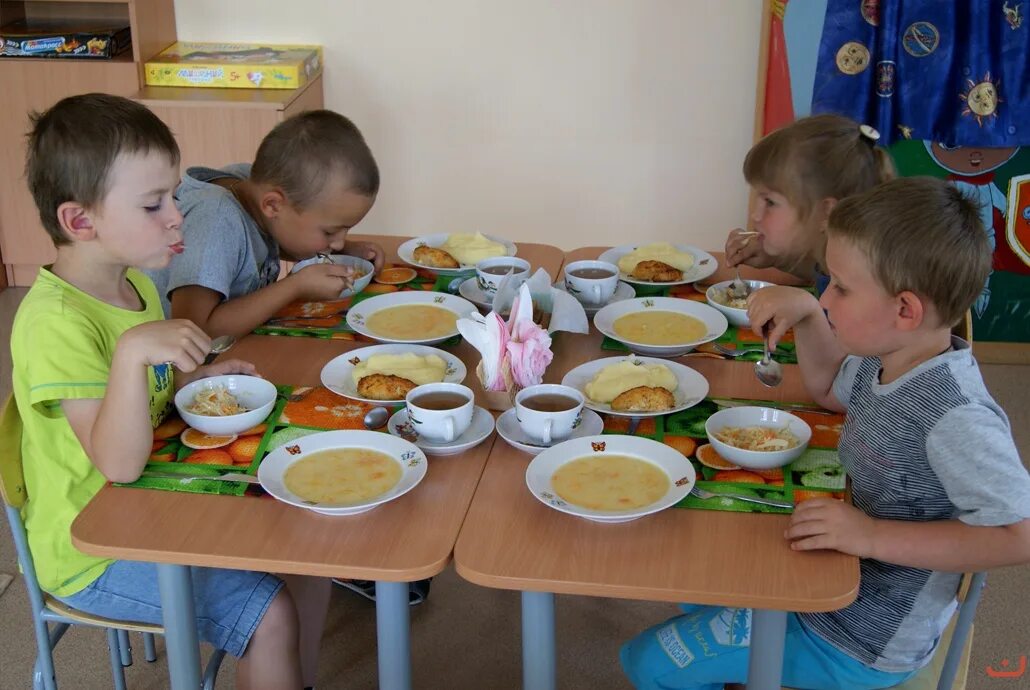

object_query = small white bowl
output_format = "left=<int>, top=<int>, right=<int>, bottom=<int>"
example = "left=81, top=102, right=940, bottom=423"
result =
left=704, top=406, right=811, bottom=469
left=291, top=254, right=374, bottom=297
left=175, top=375, right=277, bottom=436
left=705, top=280, right=774, bottom=328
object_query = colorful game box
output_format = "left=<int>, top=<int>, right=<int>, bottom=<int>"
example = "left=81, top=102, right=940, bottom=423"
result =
left=0, top=20, right=131, bottom=59
left=144, top=41, right=322, bottom=89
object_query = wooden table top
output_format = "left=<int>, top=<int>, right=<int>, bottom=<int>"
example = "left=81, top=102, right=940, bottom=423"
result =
left=71, top=238, right=565, bottom=581
left=455, top=249, right=859, bottom=611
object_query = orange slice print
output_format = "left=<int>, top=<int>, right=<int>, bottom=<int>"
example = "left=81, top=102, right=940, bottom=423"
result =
left=180, top=428, right=237, bottom=449
left=695, top=443, right=740, bottom=470
left=663, top=435, right=698, bottom=457
left=712, top=470, right=766, bottom=484
left=227, top=436, right=262, bottom=465
left=154, top=417, right=187, bottom=440
left=183, top=449, right=233, bottom=466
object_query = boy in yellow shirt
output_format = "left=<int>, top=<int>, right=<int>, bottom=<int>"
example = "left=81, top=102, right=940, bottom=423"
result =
left=10, top=93, right=327, bottom=689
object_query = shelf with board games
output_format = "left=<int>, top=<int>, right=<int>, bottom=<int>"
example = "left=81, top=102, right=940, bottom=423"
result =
left=0, top=0, right=324, bottom=287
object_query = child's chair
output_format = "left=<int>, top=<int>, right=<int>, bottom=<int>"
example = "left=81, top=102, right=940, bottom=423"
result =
left=0, top=395, right=225, bottom=689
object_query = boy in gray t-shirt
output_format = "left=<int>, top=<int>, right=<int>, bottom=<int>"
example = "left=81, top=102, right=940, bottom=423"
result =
left=145, top=110, right=384, bottom=336
left=622, top=177, right=1030, bottom=690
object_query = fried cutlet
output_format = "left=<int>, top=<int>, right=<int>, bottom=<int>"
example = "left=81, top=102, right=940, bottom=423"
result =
left=413, top=245, right=460, bottom=269
left=357, top=373, right=418, bottom=400
left=630, top=260, right=683, bottom=282
left=610, top=385, right=675, bottom=412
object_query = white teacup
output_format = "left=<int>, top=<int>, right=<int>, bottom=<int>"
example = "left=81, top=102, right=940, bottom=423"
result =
left=405, top=383, right=475, bottom=444
left=515, top=384, right=585, bottom=445
left=563, top=260, right=619, bottom=306
left=476, top=257, right=531, bottom=295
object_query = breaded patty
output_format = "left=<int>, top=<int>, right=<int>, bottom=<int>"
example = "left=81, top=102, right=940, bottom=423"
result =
left=630, top=260, right=683, bottom=282
left=357, top=374, right=418, bottom=400
left=610, top=385, right=675, bottom=412
left=413, top=245, right=460, bottom=268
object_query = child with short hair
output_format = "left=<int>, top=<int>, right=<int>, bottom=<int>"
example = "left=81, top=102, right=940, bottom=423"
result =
left=146, top=109, right=384, bottom=336
left=623, top=177, right=1030, bottom=690
left=10, top=93, right=328, bottom=689
left=726, top=114, right=896, bottom=293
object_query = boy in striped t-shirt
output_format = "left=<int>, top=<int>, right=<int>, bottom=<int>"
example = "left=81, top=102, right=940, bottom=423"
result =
left=622, top=177, right=1030, bottom=690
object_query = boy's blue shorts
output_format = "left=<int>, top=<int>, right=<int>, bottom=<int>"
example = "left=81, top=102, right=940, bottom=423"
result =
left=621, top=605, right=918, bottom=690
left=57, top=560, right=283, bottom=658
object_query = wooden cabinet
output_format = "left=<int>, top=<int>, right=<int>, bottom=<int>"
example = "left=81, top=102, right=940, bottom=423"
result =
left=0, top=0, right=323, bottom=286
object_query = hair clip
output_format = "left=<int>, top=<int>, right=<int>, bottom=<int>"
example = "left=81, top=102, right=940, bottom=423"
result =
left=859, top=124, right=881, bottom=143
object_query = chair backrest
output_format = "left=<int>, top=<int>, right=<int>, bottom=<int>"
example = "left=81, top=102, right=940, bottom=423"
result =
left=0, top=394, right=27, bottom=509
left=952, top=310, right=973, bottom=344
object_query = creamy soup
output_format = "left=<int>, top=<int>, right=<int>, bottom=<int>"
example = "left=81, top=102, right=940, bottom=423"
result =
left=613, top=311, right=706, bottom=345
left=552, top=454, right=669, bottom=511
left=284, top=448, right=402, bottom=505
left=366, top=305, right=458, bottom=340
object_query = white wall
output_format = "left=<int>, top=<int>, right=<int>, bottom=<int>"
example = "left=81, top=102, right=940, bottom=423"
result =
left=173, top=1, right=761, bottom=251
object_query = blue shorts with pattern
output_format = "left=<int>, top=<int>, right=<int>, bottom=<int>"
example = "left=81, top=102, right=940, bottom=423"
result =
left=57, top=560, right=283, bottom=658
left=621, top=605, right=918, bottom=690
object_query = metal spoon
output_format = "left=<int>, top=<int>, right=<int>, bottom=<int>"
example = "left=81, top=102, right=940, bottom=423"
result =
left=203, top=335, right=237, bottom=365
left=754, top=326, right=783, bottom=388
left=363, top=407, right=390, bottom=430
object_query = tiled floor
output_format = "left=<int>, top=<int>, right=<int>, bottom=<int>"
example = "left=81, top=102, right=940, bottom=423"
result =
left=1, top=286, right=1027, bottom=689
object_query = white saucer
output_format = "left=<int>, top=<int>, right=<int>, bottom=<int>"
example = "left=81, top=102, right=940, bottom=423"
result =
left=388, top=406, right=495, bottom=456
left=553, top=280, right=635, bottom=315
left=495, top=407, right=604, bottom=456
left=458, top=277, right=506, bottom=313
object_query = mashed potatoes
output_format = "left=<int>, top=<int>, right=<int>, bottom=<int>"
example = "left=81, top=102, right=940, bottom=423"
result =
left=439, top=232, right=507, bottom=265
left=617, top=243, right=695, bottom=274
left=584, top=359, right=678, bottom=403
left=351, top=353, right=447, bottom=386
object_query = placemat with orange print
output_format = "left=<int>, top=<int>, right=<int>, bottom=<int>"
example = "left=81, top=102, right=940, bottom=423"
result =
left=252, top=263, right=465, bottom=340
left=117, top=385, right=399, bottom=496
left=598, top=282, right=800, bottom=363
left=599, top=398, right=845, bottom=514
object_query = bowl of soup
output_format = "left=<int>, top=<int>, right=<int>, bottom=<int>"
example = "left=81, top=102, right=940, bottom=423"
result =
left=346, top=291, right=476, bottom=345
left=593, top=297, right=728, bottom=357
left=257, top=430, right=428, bottom=515
left=525, top=434, right=695, bottom=523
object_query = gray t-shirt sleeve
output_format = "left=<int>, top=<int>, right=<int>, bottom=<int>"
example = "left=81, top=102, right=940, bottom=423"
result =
left=831, top=355, right=863, bottom=410
left=164, top=195, right=252, bottom=302
left=926, top=403, right=1030, bottom=527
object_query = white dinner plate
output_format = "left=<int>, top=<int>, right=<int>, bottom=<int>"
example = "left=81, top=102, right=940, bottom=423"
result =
left=593, top=297, right=728, bottom=357
left=320, top=344, right=467, bottom=404
left=398, top=233, right=517, bottom=276
left=597, top=243, right=718, bottom=287
left=257, top=430, right=427, bottom=516
left=561, top=355, right=709, bottom=418
left=525, top=434, right=696, bottom=523
left=346, top=291, right=476, bottom=345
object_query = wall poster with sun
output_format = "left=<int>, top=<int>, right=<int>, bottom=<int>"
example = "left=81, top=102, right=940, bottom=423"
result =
left=756, top=0, right=1030, bottom=362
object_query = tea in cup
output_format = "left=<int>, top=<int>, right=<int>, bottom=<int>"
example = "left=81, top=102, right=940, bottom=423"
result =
left=405, top=383, right=475, bottom=443
left=515, top=384, right=585, bottom=445
left=476, top=257, right=531, bottom=295
left=563, top=260, right=619, bottom=306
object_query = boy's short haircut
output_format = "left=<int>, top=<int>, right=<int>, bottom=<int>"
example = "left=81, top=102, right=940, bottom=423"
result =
left=25, top=93, right=181, bottom=247
left=250, top=109, right=379, bottom=209
left=828, top=176, right=991, bottom=327
left=744, top=113, right=896, bottom=221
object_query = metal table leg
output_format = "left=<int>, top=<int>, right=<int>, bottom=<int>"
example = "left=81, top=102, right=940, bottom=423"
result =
left=747, top=609, right=787, bottom=690
left=521, top=591, right=556, bottom=690
left=375, top=581, right=412, bottom=690
left=156, top=564, right=201, bottom=690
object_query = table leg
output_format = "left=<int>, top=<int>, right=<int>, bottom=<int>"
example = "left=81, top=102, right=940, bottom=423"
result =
left=156, top=564, right=201, bottom=690
left=375, top=581, right=412, bottom=690
left=747, top=609, right=787, bottom=690
left=521, top=591, right=556, bottom=690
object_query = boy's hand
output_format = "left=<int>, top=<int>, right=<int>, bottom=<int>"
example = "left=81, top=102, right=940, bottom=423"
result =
left=287, top=263, right=353, bottom=301
left=786, top=498, right=877, bottom=558
left=345, top=240, right=386, bottom=273
left=725, top=229, right=774, bottom=269
left=175, top=358, right=260, bottom=390
left=118, top=320, right=210, bottom=372
left=746, top=286, right=821, bottom=350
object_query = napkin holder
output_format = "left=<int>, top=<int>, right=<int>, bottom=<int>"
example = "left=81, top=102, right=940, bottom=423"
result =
left=476, top=357, right=522, bottom=412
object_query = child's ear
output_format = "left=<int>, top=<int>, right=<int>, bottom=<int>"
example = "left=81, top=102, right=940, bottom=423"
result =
left=259, top=189, right=287, bottom=218
left=57, top=202, right=96, bottom=242
left=895, top=290, right=925, bottom=331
